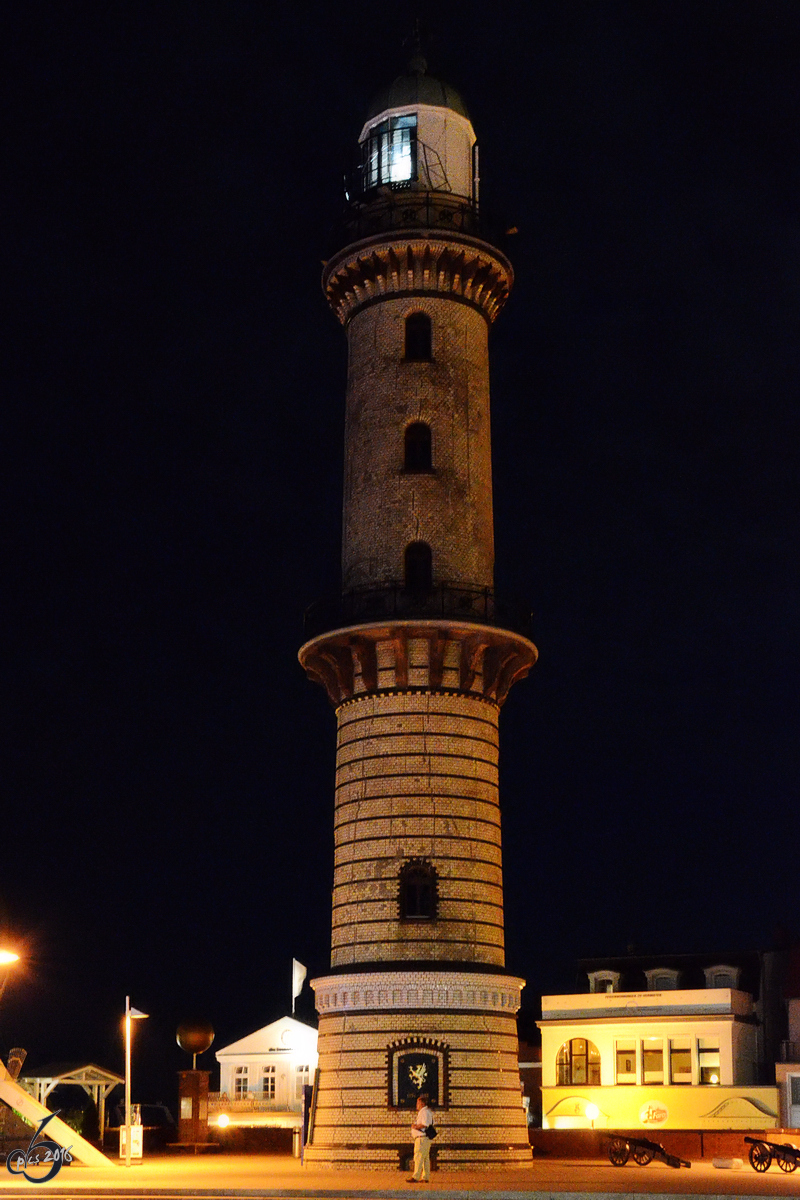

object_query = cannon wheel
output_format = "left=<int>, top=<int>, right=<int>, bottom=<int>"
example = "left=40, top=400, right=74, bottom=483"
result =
left=776, top=1146, right=798, bottom=1173
left=608, top=1139, right=630, bottom=1166
left=632, top=1145, right=655, bottom=1166
left=749, top=1142, right=772, bottom=1172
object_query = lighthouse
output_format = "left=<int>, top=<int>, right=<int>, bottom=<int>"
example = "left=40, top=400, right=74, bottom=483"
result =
left=299, top=54, right=537, bottom=1169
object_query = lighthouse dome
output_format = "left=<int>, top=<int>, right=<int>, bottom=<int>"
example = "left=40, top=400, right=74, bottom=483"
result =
left=365, top=55, right=470, bottom=122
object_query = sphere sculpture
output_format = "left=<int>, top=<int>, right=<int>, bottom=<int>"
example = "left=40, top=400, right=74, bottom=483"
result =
left=176, top=1020, right=214, bottom=1067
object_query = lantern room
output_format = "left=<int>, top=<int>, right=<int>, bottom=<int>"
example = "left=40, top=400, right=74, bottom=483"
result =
left=350, top=54, right=478, bottom=204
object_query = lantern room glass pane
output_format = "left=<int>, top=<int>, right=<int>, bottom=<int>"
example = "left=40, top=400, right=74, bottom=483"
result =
left=364, top=115, right=417, bottom=189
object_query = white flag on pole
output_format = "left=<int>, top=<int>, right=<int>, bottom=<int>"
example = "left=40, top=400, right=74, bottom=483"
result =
left=292, top=959, right=307, bottom=1012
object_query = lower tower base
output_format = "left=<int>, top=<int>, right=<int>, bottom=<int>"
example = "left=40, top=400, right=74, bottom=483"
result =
left=305, top=969, right=530, bottom=1169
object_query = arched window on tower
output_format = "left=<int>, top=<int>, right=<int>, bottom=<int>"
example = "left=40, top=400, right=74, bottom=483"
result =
left=404, top=541, right=432, bottom=592
left=399, top=860, right=438, bottom=921
left=404, top=312, right=432, bottom=361
left=404, top=422, right=432, bottom=472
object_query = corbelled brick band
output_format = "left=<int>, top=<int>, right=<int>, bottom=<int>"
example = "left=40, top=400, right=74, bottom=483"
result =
left=323, top=234, right=513, bottom=328
left=299, top=620, right=536, bottom=709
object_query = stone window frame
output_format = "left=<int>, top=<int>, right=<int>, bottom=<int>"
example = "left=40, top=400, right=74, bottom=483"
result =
left=387, top=1036, right=450, bottom=1110
left=234, top=1065, right=249, bottom=1098
left=644, top=967, right=680, bottom=991
left=587, top=969, right=620, bottom=993
left=704, top=963, right=741, bottom=990
left=398, top=858, right=438, bottom=922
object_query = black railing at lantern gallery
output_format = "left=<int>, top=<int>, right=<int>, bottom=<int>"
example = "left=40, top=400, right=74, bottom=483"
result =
left=303, top=583, right=532, bottom=641
left=330, top=190, right=509, bottom=253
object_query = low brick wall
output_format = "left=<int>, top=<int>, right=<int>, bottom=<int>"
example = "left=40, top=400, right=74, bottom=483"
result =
left=529, top=1127, right=788, bottom=1160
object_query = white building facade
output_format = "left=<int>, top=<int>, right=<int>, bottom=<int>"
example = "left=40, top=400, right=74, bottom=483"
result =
left=211, top=1016, right=318, bottom=1130
left=539, top=988, right=778, bottom=1131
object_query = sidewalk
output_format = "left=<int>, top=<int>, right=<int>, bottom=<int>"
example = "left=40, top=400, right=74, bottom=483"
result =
left=0, top=1152, right=798, bottom=1198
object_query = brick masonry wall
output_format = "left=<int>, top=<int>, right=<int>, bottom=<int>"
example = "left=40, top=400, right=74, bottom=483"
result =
left=305, top=968, right=530, bottom=1169
left=342, top=297, right=494, bottom=592
left=330, top=690, right=505, bottom=968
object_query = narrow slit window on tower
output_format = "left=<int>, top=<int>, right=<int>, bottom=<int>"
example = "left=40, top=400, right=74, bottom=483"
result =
left=399, top=860, right=438, bottom=921
left=404, top=541, right=432, bottom=591
left=404, top=422, right=432, bottom=472
left=404, top=312, right=432, bottom=361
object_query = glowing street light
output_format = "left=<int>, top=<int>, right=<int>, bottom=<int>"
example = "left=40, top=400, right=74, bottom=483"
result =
left=124, top=996, right=148, bottom=1168
left=585, top=1102, right=599, bottom=1129
left=0, top=949, right=20, bottom=1005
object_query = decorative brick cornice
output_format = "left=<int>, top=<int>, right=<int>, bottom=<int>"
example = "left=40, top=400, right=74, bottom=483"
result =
left=312, top=969, right=525, bottom=1016
left=322, top=234, right=513, bottom=326
left=298, top=619, right=537, bottom=709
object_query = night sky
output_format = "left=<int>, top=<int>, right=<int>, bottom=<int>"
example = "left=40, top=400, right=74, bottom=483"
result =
left=5, top=2, right=799, bottom=1107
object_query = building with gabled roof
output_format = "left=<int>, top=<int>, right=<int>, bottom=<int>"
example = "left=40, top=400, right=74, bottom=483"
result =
left=210, top=1016, right=317, bottom=1130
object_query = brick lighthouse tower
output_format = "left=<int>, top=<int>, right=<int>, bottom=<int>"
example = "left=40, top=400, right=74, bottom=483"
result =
left=299, top=53, right=537, bottom=1169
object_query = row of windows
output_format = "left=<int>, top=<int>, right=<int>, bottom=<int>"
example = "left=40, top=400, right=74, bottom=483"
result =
left=233, top=1064, right=310, bottom=1101
left=589, top=965, right=742, bottom=993
left=556, top=1037, right=722, bottom=1086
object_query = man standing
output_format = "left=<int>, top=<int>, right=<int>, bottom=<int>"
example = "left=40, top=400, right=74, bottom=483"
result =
left=408, top=1093, right=433, bottom=1182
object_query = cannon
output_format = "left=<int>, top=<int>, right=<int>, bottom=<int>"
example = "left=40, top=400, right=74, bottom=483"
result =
left=607, top=1135, right=691, bottom=1169
left=745, top=1137, right=800, bottom=1173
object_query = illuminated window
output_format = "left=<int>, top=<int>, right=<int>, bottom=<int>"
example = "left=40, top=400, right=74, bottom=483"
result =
left=399, top=860, right=437, bottom=920
left=615, top=1040, right=636, bottom=1084
left=234, top=1066, right=249, bottom=1098
left=404, top=422, right=432, bottom=472
left=669, top=1039, right=692, bottom=1084
left=405, top=312, right=432, bottom=361
left=642, top=1040, right=664, bottom=1083
left=556, top=1038, right=601, bottom=1086
left=363, top=115, right=417, bottom=188
left=295, top=1065, right=310, bottom=1101
left=262, top=1065, right=276, bottom=1099
left=698, top=1039, right=720, bottom=1085
left=404, top=541, right=432, bottom=591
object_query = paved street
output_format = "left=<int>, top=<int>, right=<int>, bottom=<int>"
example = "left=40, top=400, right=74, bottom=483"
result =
left=1, top=1152, right=800, bottom=1198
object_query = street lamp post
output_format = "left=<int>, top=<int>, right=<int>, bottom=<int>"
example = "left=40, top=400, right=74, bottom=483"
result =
left=124, top=996, right=148, bottom=1167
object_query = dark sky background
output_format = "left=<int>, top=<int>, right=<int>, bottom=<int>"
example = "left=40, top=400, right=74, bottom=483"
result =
left=4, top=2, right=799, bottom=1108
